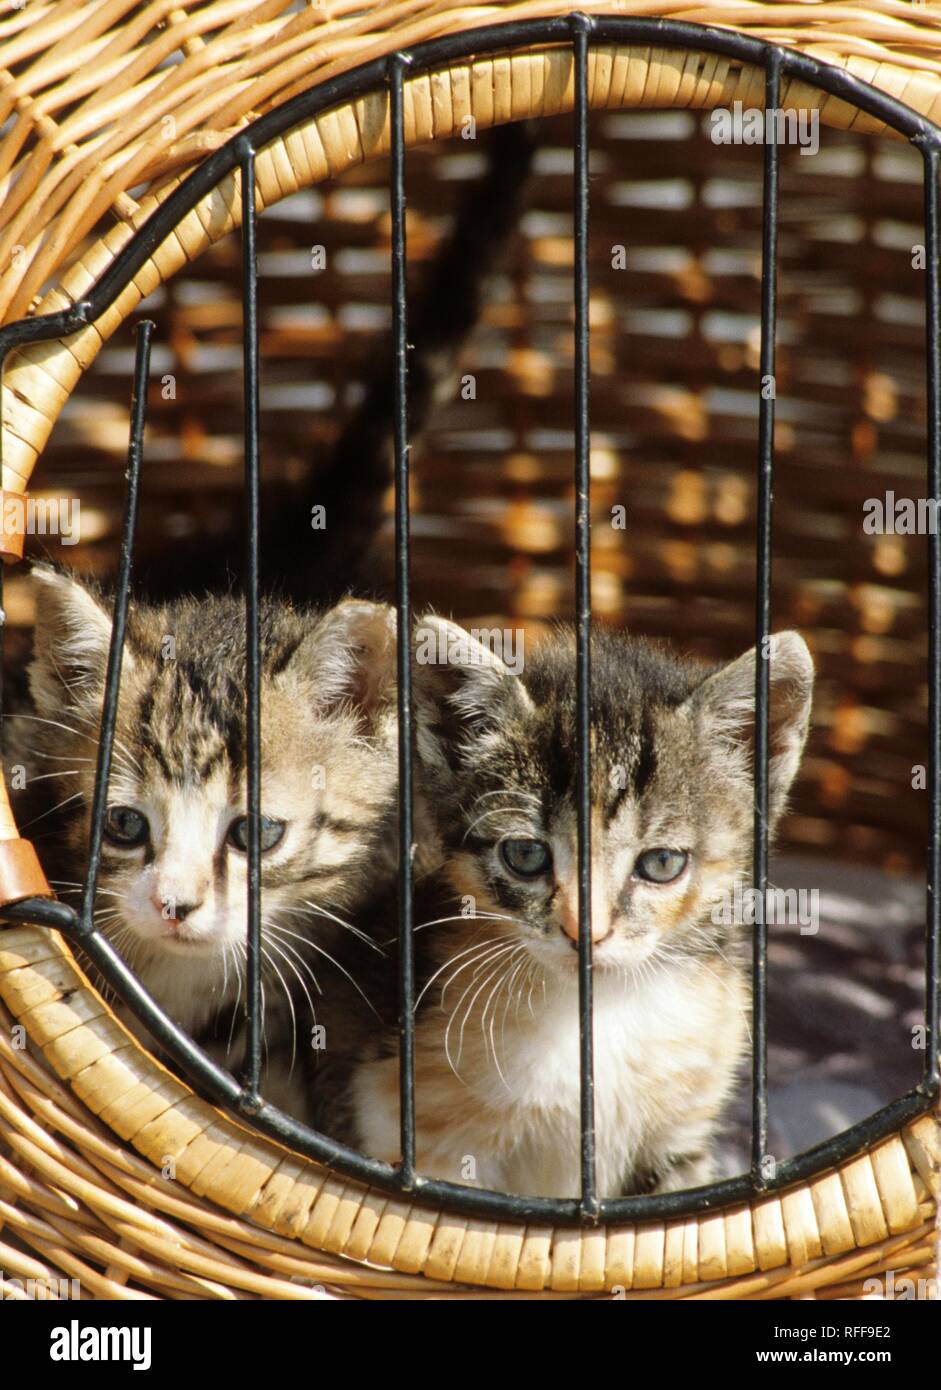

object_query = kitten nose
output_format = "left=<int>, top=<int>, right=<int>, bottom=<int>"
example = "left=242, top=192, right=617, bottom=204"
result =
left=559, top=864, right=610, bottom=945
left=559, top=905, right=612, bottom=946
left=154, top=896, right=201, bottom=923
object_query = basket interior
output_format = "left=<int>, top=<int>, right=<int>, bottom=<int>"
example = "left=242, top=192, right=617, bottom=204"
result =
left=7, top=106, right=932, bottom=879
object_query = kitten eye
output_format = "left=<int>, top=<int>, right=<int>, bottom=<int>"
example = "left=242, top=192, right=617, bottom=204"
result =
left=500, top=837, right=552, bottom=878
left=634, top=848, right=688, bottom=884
left=227, top=815, right=286, bottom=854
left=103, top=805, right=149, bottom=849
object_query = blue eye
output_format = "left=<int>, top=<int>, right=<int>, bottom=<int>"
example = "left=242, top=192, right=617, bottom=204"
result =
left=634, top=848, right=688, bottom=884
left=500, top=838, right=552, bottom=878
left=227, top=816, right=286, bottom=853
left=103, top=805, right=149, bottom=848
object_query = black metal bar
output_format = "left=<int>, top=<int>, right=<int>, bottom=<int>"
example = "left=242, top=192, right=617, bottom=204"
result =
left=239, top=143, right=263, bottom=1104
left=80, top=321, right=153, bottom=927
left=389, top=51, right=416, bottom=1187
left=750, top=51, right=781, bottom=1187
left=921, top=141, right=941, bottom=1088
left=571, top=12, right=597, bottom=1221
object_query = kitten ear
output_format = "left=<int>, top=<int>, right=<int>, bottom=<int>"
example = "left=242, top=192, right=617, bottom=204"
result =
left=685, top=630, right=814, bottom=823
left=413, top=615, right=532, bottom=735
left=28, top=564, right=124, bottom=715
left=297, top=599, right=397, bottom=725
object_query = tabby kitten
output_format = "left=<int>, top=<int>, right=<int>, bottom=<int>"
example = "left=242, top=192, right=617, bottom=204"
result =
left=4, top=125, right=537, bottom=1109
left=342, top=619, right=814, bottom=1198
left=8, top=565, right=397, bottom=1109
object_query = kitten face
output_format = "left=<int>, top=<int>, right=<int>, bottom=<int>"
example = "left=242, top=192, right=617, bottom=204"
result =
left=90, top=675, right=382, bottom=960
left=416, top=620, right=814, bottom=979
left=22, top=566, right=397, bottom=1030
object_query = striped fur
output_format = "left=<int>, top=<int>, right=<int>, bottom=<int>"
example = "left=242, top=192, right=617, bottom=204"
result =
left=333, top=621, right=814, bottom=1197
left=7, top=567, right=397, bottom=1113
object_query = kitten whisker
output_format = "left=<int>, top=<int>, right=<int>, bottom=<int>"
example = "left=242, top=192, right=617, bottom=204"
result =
left=480, top=946, right=527, bottom=1089
left=450, top=947, right=520, bottom=1078
left=19, top=747, right=94, bottom=764
left=2, top=711, right=97, bottom=741
left=284, top=933, right=378, bottom=1018
left=499, top=954, right=529, bottom=1059
left=17, top=790, right=84, bottom=831
left=299, top=900, right=384, bottom=954
left=264, top=924, right=324, bottom=997
left=398, top=909, right=530, bottom=948
left=21, top=770, right=81, bottom=783
left=259, top=945, right=299, bottom=1078
left=442, top=942, right=520, bottom=1078
left=227, top=946, right=245, bottom=1054
left=232, top=943, right=270, bottom=1072
left=419, top=935, right=515, bottom=1010
left=264, top=919, right=352, bottom=977
left=41, top=682, right=143, bottom=773
left=9, top=708, right=139, bottom=786
left=263, top=931, right=319, bottom=1035
left=57, top=884, right=124, bottom=901
left=461, top=807, right=538, bottom=843
left=437, top=939, right=517, bottom=1013
left=651, top=943, right=753, bottom=1047
left=468, top=788, right=541, bottom=812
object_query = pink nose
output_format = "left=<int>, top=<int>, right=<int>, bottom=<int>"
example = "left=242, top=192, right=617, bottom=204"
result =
left=153, top=896, right=200, bottom=924
left=560, top=905, right=611, bottom=947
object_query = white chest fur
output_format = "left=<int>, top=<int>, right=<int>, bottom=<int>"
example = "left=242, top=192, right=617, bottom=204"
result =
left=482, top=968, right=707, bottom=1196
left=355, top=958, right=736, bottom=1199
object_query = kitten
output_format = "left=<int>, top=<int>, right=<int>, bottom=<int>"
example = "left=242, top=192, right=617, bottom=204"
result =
left=2, top=123, right=537, bottom=1105
left=334, top=619, right=814, bottom=1198
left=7, top=565, right=397, bottom=1110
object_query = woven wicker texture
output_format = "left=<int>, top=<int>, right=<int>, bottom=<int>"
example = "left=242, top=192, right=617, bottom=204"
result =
left=0, top=0, right=938, bottom=1298
left=0, top=925, right=937, bottom=1297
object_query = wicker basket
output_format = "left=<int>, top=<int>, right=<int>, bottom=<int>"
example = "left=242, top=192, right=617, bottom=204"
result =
left=0, top=0, right=938, bottom=1299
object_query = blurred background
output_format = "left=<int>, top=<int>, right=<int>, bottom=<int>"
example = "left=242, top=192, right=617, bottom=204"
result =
left=8, top=107, right=932, bottom=872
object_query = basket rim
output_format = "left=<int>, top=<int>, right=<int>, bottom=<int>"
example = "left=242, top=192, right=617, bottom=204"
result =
left=0, top=916, right=937, bottom=1293
left=4, top=0, right=941, bottom=335
left=6, top=11, right=941, bottom=489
